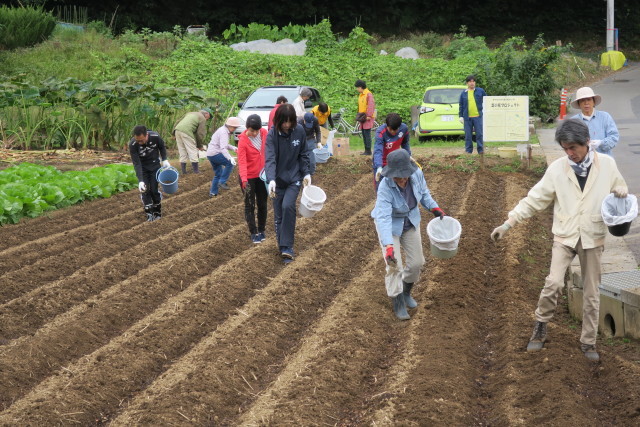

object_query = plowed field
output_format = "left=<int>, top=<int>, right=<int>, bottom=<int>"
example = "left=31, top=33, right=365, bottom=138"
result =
left=1, top=154, right=640, bottom=426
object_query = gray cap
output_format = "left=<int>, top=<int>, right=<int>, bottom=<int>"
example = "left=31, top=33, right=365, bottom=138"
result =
left=381, top=149, right=418, bottom=178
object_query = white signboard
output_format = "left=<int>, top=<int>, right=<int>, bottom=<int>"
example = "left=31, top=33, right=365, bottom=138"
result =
left=483, top=96, right=529, bottom=142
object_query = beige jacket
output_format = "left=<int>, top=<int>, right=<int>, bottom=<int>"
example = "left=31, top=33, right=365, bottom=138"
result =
left=506, top=152, right=626, bottom=249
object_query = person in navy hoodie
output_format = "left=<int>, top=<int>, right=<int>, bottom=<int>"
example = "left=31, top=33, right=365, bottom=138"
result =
left=373, top=113, right=410, bottom=190
left=265, top=104, right=311, bottom=262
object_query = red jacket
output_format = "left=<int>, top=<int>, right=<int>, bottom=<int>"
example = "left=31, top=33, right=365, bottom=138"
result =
left=238, top=128, right=267, bottom=183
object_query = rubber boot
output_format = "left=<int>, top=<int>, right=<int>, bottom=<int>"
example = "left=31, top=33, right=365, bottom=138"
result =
left=181, top=162, right=188, bottom=175
left=526, top=321, right=547, bottom=352
left=191, top=161, right=200, bottom=174
left=403, top=281, right=418, bottom=309
left=144, top=205, right=154, bottom=222
left=392, top=294, right=410, bottom=320
left=152, top=203, right=162, bottom=220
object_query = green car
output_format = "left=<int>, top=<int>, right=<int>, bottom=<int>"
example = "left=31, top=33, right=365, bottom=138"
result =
left=416, top=85, right=466, bottom=140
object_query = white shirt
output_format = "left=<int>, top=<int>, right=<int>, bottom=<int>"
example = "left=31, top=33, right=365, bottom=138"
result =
left=206, top=125, right=237, bottom=159
left=292, top=96, right=306, bottom=118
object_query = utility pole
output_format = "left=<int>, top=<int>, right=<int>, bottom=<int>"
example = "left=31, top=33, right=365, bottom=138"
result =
left=606, top=0, right=615, bottom=51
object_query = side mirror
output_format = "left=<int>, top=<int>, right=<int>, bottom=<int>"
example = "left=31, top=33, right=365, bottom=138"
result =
left=237, top=102, right=243, bottom=108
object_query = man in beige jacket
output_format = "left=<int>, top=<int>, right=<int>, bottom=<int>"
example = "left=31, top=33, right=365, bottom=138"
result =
left=173, top=108, right=211, bottom=174
left=491, top=119, right=628, bottom=362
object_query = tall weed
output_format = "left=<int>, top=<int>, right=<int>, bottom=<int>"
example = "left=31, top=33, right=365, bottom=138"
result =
left=0, top=5, right=56, bottom=50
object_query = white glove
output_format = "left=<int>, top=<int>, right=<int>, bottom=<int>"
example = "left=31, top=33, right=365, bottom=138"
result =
left=317, top=143, right=323, bottom=149
left=229, top=157, right=236, bottom=166
left=459, top=117, right=464, bottom=124
left=162, top=160, right=170, bottom=168
left=589, top=139, right=602, bottom=150
left=375, top=167, right=383, bottom=182
left=491, top=222, right=511, bottom=242
left=613, top=186, right=628, bottom=198
left=268, top=180, right=277, bottom=198
left=303, top=174, right=311, bottom=187
left=138, top=182, right=146, bottom=192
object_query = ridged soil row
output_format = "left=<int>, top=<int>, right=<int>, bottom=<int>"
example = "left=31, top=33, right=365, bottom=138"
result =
left=0, top=171, right=211, bottom=256
left=344, top=171, right=502, bottom=424
left=0, top=199, right=243, bottom=340
left=0, top=187, right=242, bottom=305
left=482, top=174, right=640, bottom=425
left=111, top=170, right=466, bottom=426
left=0, top=174, right=373, bottom=422
left=107, top=201, right=379, bottom=426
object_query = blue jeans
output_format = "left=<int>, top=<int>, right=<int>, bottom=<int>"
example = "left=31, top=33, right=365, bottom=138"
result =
left=307, top=138, right=317, bottom=175
left=207, top=154, right=233, bottom=195
left=464, top=116, right=483, bottom=153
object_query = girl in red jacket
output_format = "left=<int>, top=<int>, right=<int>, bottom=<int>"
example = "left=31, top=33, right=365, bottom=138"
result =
left=238, top=114, right=269, bottom=244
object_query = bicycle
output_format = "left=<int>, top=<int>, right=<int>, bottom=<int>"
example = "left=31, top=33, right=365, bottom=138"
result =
left=332, top=108, right=380, bottom=136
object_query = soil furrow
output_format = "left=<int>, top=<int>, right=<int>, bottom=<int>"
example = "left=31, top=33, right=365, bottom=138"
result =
left=0, top=192, right=244, bottom=306
left=108, top=202, right=378, bottom=426
left=0, top=172, right=372, bottom=417
left=0, top=172, right=212, bottom=255
left=0, top=201, right=242, bottom=339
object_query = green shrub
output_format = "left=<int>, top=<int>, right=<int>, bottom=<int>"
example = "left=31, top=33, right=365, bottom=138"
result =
left=86, top=20, right=112, bottom=38
left=305, top=19, right=337, bottom=57
left=446, top=25, right=489, bottom=59
left=480, top=35, right=565, bottom=121
left=0, top=5, right=56, bottom=50
left=342, top=26, right=375, bottom=58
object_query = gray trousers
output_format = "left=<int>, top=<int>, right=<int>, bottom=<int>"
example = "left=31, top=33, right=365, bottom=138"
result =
left=375, top=221, right=425, bottom=297
left=535, top=239, right=603, bottom=345
left=273, top=181, right=302, bottom=249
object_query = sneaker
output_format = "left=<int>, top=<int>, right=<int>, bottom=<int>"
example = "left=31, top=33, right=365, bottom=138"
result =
left=219, top=183, right=230, bottom=190
left=581, top=344, right=600, bottom=362
left=251, top=234, right=261, bottom=244
left=281, top=247, right=294, bottom=260
left=258, top=232, right=266, bottom=241
left=209, top=193, right=217, bottom=198
left=146, top=213, right=155, bottom=222
left=360, top=151, right=372, bottom=156
left=526, top=321, right=547, bottom=352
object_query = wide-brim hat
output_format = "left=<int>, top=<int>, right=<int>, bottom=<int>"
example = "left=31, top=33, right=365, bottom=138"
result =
left=381, top=149, right=418, bottom=179
left=571, top=87, right=602, bottom=109
left=225, top=117, right=242, bottom=127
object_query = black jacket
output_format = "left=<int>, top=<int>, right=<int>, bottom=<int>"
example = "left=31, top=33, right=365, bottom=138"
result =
left=129, top=131, right=167, bottom=181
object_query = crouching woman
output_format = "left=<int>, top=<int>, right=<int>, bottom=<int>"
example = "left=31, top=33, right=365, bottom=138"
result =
left=371, top=149, right=445, bottom=320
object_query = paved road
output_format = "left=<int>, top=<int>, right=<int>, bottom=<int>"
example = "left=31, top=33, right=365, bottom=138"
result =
left=566, top=63, right=640, bottom=265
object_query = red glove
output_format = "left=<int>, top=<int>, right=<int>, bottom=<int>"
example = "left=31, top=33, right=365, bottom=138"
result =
left=432, top=207, right=445, bottom=219
left=385, top=245, right=396, bottom=266
left=241, top=181, right=247, bottom=190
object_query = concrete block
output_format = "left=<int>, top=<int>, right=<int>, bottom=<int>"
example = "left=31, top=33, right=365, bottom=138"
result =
left=598, top=294, right=625, bottom=338
left=621, top=287, right=640, bottom=307
left=624, top=304, right=640, bottom=339
left=568, top=287, right=583, bottom=321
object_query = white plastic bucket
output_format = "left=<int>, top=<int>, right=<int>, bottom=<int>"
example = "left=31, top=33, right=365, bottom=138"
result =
left=313, top=147, right=330, bottom=163
left=299, top=185, right=326, bottom=218
left=426, top=216, right=462, bottom=259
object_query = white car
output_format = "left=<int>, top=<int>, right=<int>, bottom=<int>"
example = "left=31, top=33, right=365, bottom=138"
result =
left=233, top=85, right=323, bottom=140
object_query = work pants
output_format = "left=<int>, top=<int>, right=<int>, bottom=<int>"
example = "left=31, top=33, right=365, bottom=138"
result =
left=175, top=130, right=199, bottom=163
left=244, top=177, right=268, bottom=235
left=273, top=181, right=301, bottom=249
left=375, top=221, right=425, bottom=297
left=464, top=116, right=483, bottom=154
left=535, top=239, right=603, bottom=346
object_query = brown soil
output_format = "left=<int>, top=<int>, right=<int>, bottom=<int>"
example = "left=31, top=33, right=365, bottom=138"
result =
left=1, top=152, right=640, bottom=426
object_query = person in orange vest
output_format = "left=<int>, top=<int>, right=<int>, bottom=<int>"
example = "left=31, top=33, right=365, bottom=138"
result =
left=355, top=79, right=376, bottom=156
left=311, top=102, right=335, bottom=129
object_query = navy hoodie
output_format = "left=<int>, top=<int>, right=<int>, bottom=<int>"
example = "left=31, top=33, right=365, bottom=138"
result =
left=265, top=124, right=310, bottom=187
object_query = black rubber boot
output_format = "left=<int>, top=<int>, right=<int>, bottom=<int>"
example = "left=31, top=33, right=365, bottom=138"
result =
left=392, top=294, right=410, bottom=320
left=527, top=321, right=547, bottom=352
left=152, top=203, right=162, bottom=220
left=144, top=205, right=154, bottom=222
left=181, top=162, right=188, bottom=175
left=191, top=161, right=200, bottom=174
left=403, top=281, right=418, bottom=309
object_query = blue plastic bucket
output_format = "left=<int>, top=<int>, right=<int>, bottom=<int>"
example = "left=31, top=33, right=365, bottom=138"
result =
left=156, top=166, right=179, bottom=194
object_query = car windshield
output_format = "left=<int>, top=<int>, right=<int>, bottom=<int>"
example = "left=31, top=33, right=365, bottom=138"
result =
left=424, top=88, right=464, bottom=104
left=243, top=88, right=300, bottom=109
